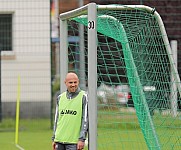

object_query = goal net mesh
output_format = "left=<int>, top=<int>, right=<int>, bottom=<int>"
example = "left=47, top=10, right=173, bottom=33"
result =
left=64, top=5, right=181, bottom=150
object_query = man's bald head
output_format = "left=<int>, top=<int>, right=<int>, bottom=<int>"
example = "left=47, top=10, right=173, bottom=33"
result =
left=65, top=72, right=79, bottom=93
left=65, top=72, right=79, bottom=81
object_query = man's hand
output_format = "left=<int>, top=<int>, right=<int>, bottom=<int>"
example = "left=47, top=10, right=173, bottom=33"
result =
left=77, top=140, right=85, bottom=150
left=52, top=142, right=56, bottom=150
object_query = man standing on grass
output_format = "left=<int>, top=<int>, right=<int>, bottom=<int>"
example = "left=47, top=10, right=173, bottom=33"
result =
left=52, top=72, right=88, bottom=150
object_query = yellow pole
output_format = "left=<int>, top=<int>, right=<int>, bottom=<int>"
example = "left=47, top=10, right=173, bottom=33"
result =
left=15, top=75, right=21, bottom=144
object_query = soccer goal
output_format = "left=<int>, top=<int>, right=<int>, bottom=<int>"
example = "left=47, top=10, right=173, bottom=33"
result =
left=59, top=3, right=181, bottom=150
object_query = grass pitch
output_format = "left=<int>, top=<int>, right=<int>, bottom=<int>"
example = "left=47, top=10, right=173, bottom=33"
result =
left=0, top=110, right=180, bottom=150
left=0, top=119, right=52, bottom=150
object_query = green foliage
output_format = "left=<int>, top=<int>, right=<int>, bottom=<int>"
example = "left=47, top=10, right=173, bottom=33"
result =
left=52, top=77, right=60, bottom=96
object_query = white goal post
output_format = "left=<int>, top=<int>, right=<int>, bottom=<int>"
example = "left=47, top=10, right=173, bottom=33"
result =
left=59, top=3, right=181, bottom=150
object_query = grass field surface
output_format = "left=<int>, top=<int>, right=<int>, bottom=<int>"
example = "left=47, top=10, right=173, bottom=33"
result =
left=0, top=111, right=181, bottom=150
left=0, top=119, right=52, bottom=150
left=0, top=117, right=145, bottom=150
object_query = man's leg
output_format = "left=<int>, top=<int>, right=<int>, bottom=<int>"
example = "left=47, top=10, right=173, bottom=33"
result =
left=55, top=142, right=66, bottom=150
left=65, top=144, right=77, bottom=150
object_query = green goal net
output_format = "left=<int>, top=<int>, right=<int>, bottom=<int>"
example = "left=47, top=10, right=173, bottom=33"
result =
left=59, top=3, right=181, bottom=150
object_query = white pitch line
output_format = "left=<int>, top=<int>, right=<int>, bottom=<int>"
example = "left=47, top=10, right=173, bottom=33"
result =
left=16, top=144, right=25, bottom=150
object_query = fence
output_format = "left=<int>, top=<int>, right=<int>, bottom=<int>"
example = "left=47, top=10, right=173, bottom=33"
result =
left=0, top=0, right=51, bottom=121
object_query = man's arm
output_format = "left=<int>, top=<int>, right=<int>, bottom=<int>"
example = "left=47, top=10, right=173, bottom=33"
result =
left=79, top=93, right=88, bottom=142
left=52, top=95, right=60, bottom=141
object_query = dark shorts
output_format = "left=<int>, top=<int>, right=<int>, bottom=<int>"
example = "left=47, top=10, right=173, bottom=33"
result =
left=55, top=142, right=77, bottom=150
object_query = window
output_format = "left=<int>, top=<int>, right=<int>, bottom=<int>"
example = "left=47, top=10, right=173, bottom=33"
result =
left=0, top=14, right=12, bottom=51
